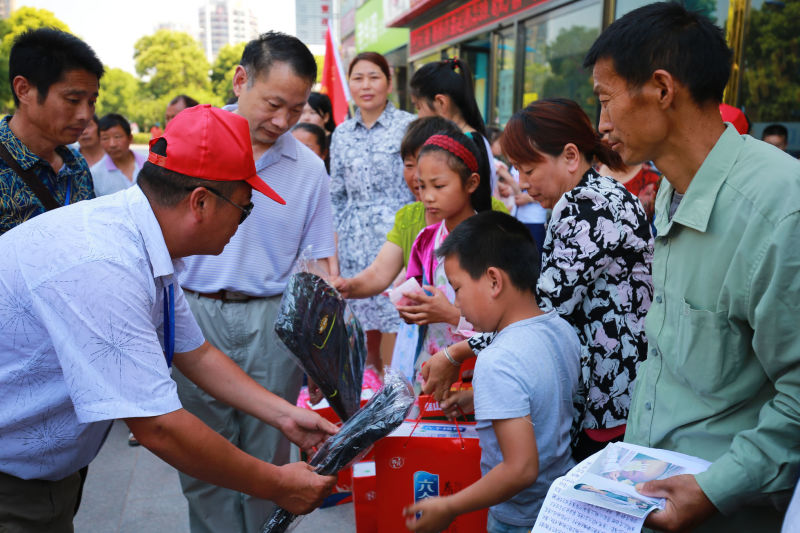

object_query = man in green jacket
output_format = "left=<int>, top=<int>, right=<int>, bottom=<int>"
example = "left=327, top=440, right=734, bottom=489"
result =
left=584, top=3, right=800, bottom=531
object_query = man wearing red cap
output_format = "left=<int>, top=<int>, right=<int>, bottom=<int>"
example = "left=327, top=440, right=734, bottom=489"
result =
left=0, top=104, right=337, bottom=532
left=177, top=32, right=337, bottom=533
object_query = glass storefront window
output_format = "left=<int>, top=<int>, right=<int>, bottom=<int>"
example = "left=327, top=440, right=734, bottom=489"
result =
left=522, top=0, right=603, bottom=119
left=462, top=36, right=491, bottom=123
left=616, top=0, right=730, bottom=25
left=494, top=27, right=516, bottom=126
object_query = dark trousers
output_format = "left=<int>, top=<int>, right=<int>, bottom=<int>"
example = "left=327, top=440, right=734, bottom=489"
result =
left=523, top=222, right=546, bottom=253
left=0, top=469, right=82, bottom=533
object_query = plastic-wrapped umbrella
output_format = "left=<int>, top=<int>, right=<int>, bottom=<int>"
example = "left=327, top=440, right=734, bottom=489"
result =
left=261, top=369, right=415, bottom=533
left=275, top=271, right=366, bottom=422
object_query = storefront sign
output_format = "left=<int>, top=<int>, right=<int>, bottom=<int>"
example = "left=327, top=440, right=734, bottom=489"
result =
left=410, top=0, right=548, bottom=55
left=356, top=0, right=410, bottom=53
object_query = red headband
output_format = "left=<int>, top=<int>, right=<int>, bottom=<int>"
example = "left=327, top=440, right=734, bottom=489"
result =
left=423, top=134, right=479, bottom=173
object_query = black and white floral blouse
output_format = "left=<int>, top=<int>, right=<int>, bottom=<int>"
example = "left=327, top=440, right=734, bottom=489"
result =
left=469, top=168, right=653, bottom=432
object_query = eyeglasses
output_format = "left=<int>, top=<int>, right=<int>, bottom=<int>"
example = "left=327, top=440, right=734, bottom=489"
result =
left=188, top=186, right=254, bottom=224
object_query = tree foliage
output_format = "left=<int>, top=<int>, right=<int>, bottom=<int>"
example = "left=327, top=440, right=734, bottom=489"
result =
left=740, top=0, right=800, bottom=122
left=134, top=30, right=211, bottom=99
left=541, top=25, right=599, bottom=117
left=0, top=7, right=73, bottom=113
left=211, top=42, right=246, bottom=104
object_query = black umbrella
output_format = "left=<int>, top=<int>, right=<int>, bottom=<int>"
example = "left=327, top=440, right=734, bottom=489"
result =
left=261, top=370, right=415, bottom=533
left=275, top=271, right=367, bottom=422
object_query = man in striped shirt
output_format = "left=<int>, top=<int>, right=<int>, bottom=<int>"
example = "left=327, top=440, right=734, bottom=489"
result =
left=176, top=32, right=337, bottom=533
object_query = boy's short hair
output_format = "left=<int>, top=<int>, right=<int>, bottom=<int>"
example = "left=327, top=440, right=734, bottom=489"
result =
left=9, top=28, right=104, bottom=106
left=583, top=2, right=731, bottom=105
left=400, top=116, right=461, bottom=159
left=98, top=113, right=132, bottom=136
left=763, top=124, right=788, bottom=141
left=437, top=211, right=540, bottom=292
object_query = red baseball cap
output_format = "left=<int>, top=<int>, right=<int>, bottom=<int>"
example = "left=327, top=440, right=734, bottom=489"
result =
left=719, top=103, right=750, bottom=135
left=148, top=104, right=285, bottom=205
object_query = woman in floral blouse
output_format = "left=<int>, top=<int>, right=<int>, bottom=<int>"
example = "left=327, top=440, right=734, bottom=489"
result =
left=329, top=52, right=414, bottom=370
left=424, top=99, right=653, bottom=461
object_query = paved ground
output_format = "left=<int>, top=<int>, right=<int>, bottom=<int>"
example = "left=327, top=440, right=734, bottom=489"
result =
left=74, top=420, right=355, bottom=533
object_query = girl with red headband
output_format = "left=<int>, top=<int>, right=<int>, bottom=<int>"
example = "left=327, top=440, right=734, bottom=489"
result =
left=396, top=130, right=490, bottom=391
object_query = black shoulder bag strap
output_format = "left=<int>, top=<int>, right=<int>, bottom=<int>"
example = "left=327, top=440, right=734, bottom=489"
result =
left=0, top=142, right=60, bottom=211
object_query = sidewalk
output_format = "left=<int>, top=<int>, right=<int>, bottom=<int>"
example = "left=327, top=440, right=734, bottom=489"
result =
left=74, top=420, right=355, bottom=533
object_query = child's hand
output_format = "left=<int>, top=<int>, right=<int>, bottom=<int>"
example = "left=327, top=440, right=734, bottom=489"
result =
left=420, top=349, right=462, bottom=400
left=329, top=275, right=352, bottom=298
left=396, top=286, right=460, bottom=326
left=440, top=390, right=474, bottom=420
left=307, top=379, right=323, bottom=405
left=515, top=191, right=534, bottom=206
left=403, top=496, right=456, bottom=533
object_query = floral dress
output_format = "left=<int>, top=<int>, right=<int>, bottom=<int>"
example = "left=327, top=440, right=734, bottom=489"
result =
left=330, top=102, right=415, bottom=332
left=469, top=168, right=654, bottom=432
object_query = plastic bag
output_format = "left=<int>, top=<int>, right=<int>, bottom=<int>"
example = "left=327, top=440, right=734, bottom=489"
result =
left=260, top=369, right=415, bottom=533
left=275, top=270, right=366, bottom=422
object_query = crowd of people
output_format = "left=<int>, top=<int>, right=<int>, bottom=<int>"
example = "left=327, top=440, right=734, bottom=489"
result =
left=0, top=2, right=798, bottom=533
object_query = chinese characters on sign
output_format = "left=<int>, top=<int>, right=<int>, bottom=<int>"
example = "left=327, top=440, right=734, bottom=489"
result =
left=410, top=0, right=547, bottom=55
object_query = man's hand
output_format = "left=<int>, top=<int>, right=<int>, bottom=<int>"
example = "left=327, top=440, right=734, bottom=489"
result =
left=274, top=462, right=337, bottom=515
left=403, top=496, right=457, bottom=533
left=637, top=474, right=717, bottom=532
left=276, top=406, right=338, bottom=455
left=420, top=348, right=462, bottom=401
left=396, top=286, right=460, bottom=326
left=440, top=390, right=474, bottom=420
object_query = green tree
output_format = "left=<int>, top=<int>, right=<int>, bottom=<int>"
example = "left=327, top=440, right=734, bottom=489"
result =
left=740, top=0, right=800, bottom=122
left=95, top=68, right=140, bottom=119
left=211, top=42, right=246, bottom=103
left=0, top=7, right=72, bottom=113
left=540, top=25, right=600, bottom=117
left=134, top=30, right=210, bottom=100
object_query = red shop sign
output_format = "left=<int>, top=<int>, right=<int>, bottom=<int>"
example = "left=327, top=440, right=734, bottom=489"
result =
left=410, top=0, right=548, bottom=55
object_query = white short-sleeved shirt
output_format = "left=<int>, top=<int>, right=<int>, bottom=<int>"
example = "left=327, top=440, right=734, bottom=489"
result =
left=473, top=312, right=580, bottom=526
left=179, top=106, right=336, bottom=297
left=0, top=186, right=205, bottom=480
left=90, top=152, right=146, bottom=196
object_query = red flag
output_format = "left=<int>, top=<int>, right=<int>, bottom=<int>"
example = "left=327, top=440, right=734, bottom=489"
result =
left=321, top=20, right=350, bottom=125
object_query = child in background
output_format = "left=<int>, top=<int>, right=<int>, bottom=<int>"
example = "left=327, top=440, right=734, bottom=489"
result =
left=399, top=131, right=491, bottom=390
left=404, top=211, right=580, bottom=533
left=292, top=122, right=329, bottom=171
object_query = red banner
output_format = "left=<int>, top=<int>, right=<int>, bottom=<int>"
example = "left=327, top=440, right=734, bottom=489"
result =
left=410, top=0, right=548, bottom=55
left=321, top=21, right=351, bottom=125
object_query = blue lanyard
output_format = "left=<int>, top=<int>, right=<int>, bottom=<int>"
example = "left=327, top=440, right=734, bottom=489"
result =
left=163, top=283, right=175, bottom=367
left=64, top=179, right=72, bottom=206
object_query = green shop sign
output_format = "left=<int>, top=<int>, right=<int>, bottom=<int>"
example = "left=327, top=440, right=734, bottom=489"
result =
left=355, top=0, right=409, bottom=54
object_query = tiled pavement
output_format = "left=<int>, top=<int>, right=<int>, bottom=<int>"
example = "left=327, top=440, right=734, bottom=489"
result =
left=74, top=420, right=355, bottom=533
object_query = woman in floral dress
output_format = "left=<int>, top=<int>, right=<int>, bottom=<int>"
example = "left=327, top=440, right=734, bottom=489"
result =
left=329, top=52, right=414, bottom=369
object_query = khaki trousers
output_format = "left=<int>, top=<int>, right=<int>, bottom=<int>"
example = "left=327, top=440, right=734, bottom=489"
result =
left=173, top=292, right=303, bottom=533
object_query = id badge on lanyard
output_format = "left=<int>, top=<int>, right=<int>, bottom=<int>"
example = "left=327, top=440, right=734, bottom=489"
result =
left=163, top=283, right=175, bottom=367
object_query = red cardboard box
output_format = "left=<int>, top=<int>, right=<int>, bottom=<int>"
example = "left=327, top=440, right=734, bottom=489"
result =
left=374, top=421, right=487, bottom=533
left=353, top=461, right=378, bottom=533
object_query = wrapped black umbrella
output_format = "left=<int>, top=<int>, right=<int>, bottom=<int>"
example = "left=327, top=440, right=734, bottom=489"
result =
left=261, top=370, right=415, bottom=533
left=275, top=271, right=366, bottom=422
